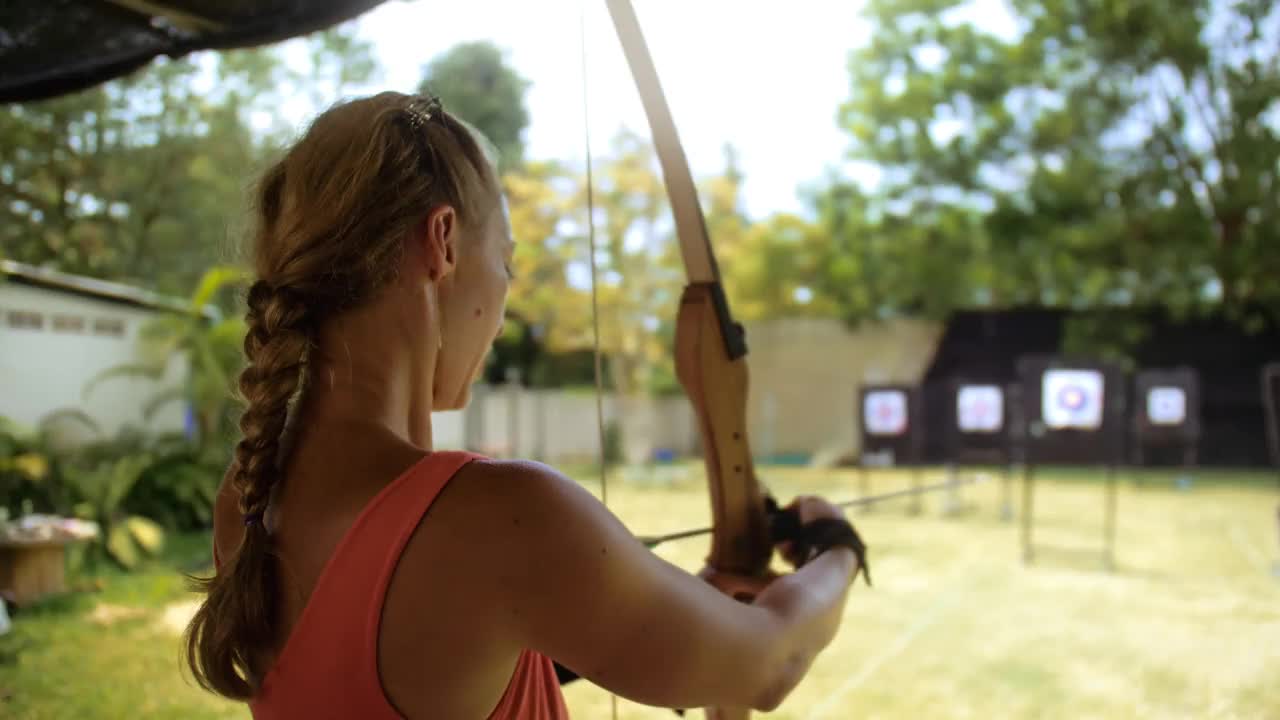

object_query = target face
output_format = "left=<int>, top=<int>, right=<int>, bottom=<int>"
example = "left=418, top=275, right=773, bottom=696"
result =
left=1147, top=386, right=1186, bottom=426
left=1042, top=369, right=1104, bottom=430
left=957, top=385, right=1004, bottom=433
left=864, top=390, right=908, bottom=436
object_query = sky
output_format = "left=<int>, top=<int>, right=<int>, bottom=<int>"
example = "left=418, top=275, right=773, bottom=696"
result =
left=270, top=0, right=874, bottom=219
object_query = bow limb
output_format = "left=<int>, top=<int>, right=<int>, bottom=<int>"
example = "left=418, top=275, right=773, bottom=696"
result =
left=604, top=0, right=773, bottom=715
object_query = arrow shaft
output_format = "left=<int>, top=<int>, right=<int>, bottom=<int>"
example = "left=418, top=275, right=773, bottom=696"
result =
left=638, top=473, right=990, bottom=549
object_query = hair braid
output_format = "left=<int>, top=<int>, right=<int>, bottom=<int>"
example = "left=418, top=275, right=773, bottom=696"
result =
left=234, top=281, right=312, bottom=519
left=185, top=281, right=313, bottom=698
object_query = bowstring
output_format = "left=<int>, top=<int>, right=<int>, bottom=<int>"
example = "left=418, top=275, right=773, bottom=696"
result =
left=580, top=5, right=619, bottom=720
left=581, top=7, right=606, bottom=512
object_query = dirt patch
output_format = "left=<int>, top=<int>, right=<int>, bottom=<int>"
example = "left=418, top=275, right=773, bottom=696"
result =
left=158, top=600, right=200, bottom=635
left=88, top=603, right=147, bottom=626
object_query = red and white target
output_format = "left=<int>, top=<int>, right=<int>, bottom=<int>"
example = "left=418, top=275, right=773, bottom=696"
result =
left=1042, top=369, right=1104, bottom=430
left=864, top=390, right=908, bottom=436
left=957, top=385, right=1003, bottom=433
left=1147, top=386, right=1186, bottom=426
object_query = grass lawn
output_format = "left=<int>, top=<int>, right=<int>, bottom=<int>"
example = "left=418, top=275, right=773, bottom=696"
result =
left=2, top=465, right=1277, bottom=718
left=0, top=532, right=244, bottom=719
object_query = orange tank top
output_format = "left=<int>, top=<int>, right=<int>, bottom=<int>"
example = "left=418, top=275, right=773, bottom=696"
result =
left=244, top=450, right=570, bottom=719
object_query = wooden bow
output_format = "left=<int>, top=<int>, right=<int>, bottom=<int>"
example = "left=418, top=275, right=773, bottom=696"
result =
left=604, top=1, right=772, bottom=716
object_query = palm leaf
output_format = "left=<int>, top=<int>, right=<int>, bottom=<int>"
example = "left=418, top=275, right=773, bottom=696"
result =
left=191, top=332, right=231, bottom=393
left=37, top=408, right=100, bottom=436
left=142, top=386, right=187, bottom=421
left=209, top=317, right=247, bottom=361
left=102, top=454, right=154, bottom=516
left=83, top=363, right=165, bottom=399
left=190, top=265, right=251, bottom=313
left=0, top=416, right=35, bottom=439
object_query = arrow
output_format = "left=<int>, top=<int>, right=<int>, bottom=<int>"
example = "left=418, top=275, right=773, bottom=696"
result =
left=638, top=473, right=992, bottom=549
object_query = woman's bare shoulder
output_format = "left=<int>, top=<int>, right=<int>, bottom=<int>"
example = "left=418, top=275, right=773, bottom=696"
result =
left=430, top=457, right=600, bottom=540
left=424, top=455, right=780, bottom=709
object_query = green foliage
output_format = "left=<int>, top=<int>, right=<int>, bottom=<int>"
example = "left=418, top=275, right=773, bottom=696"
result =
left=419, top=41, right=531, bottom=170
left=2, top=265, right=247, bottom=572
left=31, top=428, right=159, bottom=570
left=0, top=417, right=66, bottom=516
left=1060, top=313, right=1152, bottom=370
left=0, top=27, right=379, bottom=300
left=0, top=413, right=223, bottom=570
left=74, top=266, right=248, bottom=537
left=819, top=0, right=1280, bottom=331
left=88, top=265, right=249, bottom=450
left=0, top=58, right=261, bottom=296
left=124, top=443, right=223, bottom=532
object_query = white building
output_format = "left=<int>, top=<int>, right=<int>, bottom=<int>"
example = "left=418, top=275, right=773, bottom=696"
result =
left=0, top=260, right=205, bottom=444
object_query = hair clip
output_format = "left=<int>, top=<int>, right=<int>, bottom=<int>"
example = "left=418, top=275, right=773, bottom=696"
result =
left=243, top=511, right=265, bottom=527
left=404, top=94, right=443, bottom=131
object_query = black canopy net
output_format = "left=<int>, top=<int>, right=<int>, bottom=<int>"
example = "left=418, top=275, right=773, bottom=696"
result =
left=0, top=0, right=389, bottom=103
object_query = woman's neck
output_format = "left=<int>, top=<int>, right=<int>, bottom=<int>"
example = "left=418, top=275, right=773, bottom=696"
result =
left=306, top=292, right=438, bottom=450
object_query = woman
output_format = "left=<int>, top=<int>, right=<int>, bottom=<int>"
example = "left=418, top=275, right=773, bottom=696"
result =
left=185, top=91, right=863, bottom=719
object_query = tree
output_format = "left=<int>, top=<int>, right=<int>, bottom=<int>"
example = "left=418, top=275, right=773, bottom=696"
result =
left=305, top=26, right=382, bottom=109
left=587, top=131, right=685, bottom=395
left=419, top=42, right=531, bottom=170
left=503, top=160, right=592, bottom=351
left=0, top=56, right=264, bottom=294
left=499, top=130, right=685, bottom=394
left=700, top=145, right=838, bottom=322
left=823, top=0, right=1280, bottom=331
left=0, top=27, right=381, bottom=299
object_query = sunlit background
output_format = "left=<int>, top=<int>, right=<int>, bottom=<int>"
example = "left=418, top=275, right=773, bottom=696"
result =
left=1, top=0, right=1278, bottom=717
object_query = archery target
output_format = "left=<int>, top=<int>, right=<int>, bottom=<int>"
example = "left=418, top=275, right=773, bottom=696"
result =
left=1042, top=369, right=1104, bottom=430
left=1147, top=386, right=1187, bottom=426
left=864, top=390, right=908, bottom=436
left=957, top=385, right=1004, bottom=433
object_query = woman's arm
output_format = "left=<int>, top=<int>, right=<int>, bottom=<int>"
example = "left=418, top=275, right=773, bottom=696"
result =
left=458, top=459, right=859, bottom=712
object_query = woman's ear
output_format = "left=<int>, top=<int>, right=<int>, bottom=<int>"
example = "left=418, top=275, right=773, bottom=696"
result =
left=422, top=205, right=458, bottom=282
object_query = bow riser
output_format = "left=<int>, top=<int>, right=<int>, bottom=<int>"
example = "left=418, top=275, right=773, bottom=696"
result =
left=675, top=283, right=772, bottom=582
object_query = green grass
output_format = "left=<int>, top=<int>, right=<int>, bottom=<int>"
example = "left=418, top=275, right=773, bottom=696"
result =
left=2, top=466, right=1277, bottom=718
left=0, top=532, right=243, bottom=719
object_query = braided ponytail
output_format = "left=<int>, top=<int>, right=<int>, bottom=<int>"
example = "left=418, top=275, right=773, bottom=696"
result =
left=185, top=91, right=499, bottom=699
left=184, top=283, right=314, bottom=698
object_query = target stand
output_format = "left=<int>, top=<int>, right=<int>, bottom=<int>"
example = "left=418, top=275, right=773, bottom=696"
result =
left=1132, top=368, right=1201, bottom=487
left=1262, top=363, right=1280, bottom=577
left=1016, top=355, right=1128, bottom=570
left=857, top=384, right=925, bottom=514
left=945, top=379, right=1020, bottom=520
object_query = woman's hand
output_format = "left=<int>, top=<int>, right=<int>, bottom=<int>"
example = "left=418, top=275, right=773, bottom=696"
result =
left=773, top=495, right=849, bottom=569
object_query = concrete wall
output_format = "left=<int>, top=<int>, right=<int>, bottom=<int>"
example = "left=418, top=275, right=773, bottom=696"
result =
left=744, top=317, right=943, bottom=462
left=0, top=283, right=188, bottom=443
left=434, top=317, right=943, bottom=465
left=437, top=387, right=697, bottom=463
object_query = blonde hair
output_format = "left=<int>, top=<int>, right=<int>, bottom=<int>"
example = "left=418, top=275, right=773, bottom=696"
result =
left=184, top=91, right=499, bottom=700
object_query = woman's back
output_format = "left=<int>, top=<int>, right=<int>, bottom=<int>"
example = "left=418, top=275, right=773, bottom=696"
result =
left=214, top=426, right=568, bottom=719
